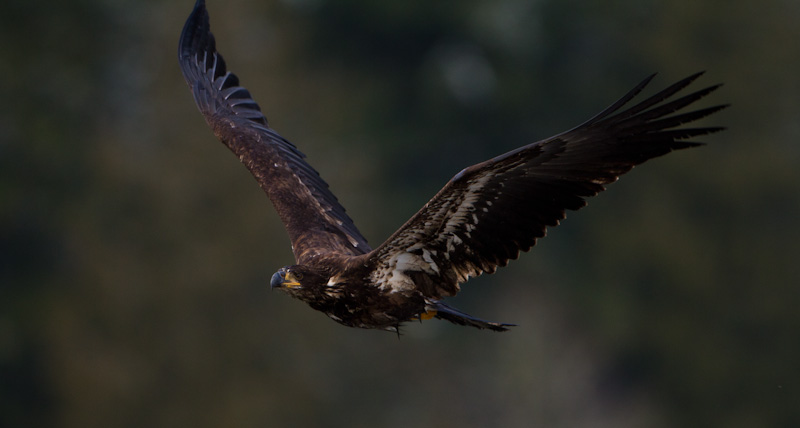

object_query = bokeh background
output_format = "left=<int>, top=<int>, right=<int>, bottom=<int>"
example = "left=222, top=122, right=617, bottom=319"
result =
left=2, top=0, right=799, bottom=426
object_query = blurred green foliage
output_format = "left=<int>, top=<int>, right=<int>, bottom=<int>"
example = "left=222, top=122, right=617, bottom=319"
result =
left=1, top=0, right=798, bottom=427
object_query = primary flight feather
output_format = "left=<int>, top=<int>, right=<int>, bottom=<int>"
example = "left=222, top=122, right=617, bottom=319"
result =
left=179, top=0, right=725, bottom=332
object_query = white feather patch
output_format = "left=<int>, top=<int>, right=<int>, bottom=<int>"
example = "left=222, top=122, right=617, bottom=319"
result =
left=374, top=245, right=442, bottom=292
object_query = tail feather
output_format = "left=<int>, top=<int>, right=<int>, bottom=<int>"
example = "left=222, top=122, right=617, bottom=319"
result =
left=431, top=301, right=515, bottom=332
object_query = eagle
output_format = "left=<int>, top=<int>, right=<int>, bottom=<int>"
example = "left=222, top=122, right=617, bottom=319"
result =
left=178, top=0, right=725, bottom=332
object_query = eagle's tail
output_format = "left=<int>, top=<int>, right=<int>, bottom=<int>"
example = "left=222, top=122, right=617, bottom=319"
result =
left=430, top=301, right=515, bottom=332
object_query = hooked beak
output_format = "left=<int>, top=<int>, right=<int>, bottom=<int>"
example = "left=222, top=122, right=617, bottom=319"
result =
left=270, top=270, right=301, bottom=289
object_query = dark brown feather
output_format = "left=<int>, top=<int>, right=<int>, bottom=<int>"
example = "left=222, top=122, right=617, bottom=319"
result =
left=178, top=0, right=370, bottom=263
left=368, top=73, right=726, bottom=299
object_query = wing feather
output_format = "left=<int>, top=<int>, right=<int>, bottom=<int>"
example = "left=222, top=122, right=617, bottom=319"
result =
left=178, top=0, right=370, bottom=263
left=367, top=74, right=726, bottom=298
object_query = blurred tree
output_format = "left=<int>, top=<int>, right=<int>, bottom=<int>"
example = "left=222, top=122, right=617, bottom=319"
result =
left=0, top=0, right=111, bottom=425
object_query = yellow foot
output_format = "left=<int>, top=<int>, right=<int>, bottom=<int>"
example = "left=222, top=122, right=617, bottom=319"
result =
left=416, top=310, right=437, bottom=321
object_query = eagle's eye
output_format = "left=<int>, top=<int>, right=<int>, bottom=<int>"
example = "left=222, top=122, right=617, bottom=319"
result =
left=293, top=271, right=303, bottom=280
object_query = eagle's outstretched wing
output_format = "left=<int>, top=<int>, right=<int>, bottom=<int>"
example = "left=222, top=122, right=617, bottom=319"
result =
left=367, top=73, right=726, bottom=299
left=179, top=0, right=370, bottom=263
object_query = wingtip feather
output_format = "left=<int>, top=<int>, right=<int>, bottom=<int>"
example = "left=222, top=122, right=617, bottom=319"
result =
left=178, top=0, right=211, bottom=62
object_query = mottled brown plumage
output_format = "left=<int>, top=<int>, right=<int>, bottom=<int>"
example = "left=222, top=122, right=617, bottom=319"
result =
left=179, top=0, right=726, bottom=332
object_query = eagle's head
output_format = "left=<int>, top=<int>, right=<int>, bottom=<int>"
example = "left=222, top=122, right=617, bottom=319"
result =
left=270, top=265, right=329, bottom=299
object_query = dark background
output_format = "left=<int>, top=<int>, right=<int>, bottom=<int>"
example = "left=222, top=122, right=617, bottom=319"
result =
left=2, top=0, right=798, bottom=426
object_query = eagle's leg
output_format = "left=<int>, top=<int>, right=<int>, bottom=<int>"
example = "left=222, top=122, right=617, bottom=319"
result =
left=414, top=310, right=437, bottom=322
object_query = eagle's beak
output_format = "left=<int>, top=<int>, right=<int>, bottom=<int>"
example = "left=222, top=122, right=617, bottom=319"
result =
left=270, top=271, right=301, bottom=289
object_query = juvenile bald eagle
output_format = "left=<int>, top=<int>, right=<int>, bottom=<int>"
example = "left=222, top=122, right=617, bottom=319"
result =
left=179, top=0, right=725, bottom=332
